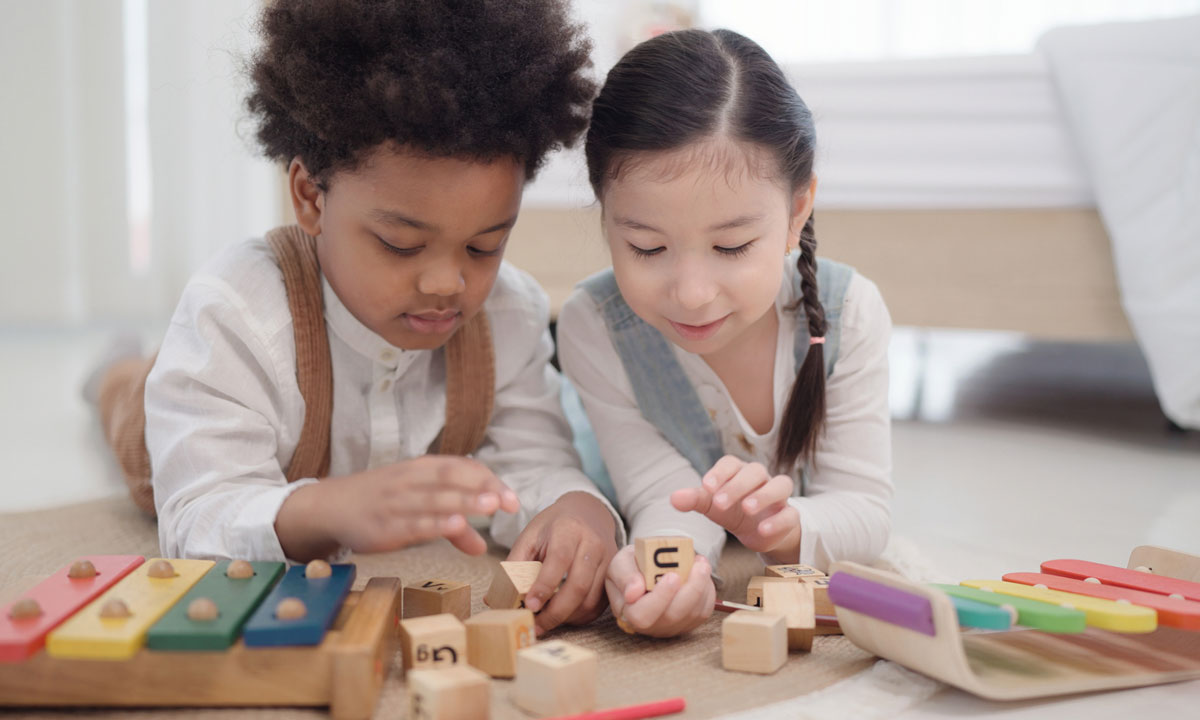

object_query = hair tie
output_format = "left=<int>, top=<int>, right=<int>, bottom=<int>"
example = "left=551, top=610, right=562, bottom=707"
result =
left=810, top=336, right=826, bottom=345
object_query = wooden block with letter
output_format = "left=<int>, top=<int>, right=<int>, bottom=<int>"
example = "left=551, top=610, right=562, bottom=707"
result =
left=404, top=579, right=471, bottom=621
left=634, top=537, right=694, bottom=590
left=464, top=609, right=534, bottom=678
left=400, top=613, right=467, bottom=672
left=407, top=665, right=490, bottom=720
left=483, top=561, right=541, bottom=610
left=513, top=640, right=597, bottom=716
left=765, top=564, right=825, bottom=580
left=722, top=610, right=787, bottom=674
left=761, top=581, right=815, bottom=651
left=746, top=576, right=795, bottom=609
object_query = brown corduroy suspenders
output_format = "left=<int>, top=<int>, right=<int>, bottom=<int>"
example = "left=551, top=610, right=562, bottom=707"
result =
left=100, top=225, right=496, bottom=517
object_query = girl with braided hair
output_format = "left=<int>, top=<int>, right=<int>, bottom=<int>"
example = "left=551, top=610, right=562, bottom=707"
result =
left=557, top=28, right=893, bottom=637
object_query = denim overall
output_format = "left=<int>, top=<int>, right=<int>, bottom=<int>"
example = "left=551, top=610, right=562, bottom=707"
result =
left=566, top=258, right=855, bottom=504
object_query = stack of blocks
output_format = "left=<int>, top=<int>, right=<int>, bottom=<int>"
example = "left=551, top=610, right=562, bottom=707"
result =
left=723, top=564, right=827, bottom=673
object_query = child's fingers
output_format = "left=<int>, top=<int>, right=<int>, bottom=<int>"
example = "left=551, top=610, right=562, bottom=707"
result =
left=669, top=487, right=713, bottom=514
left=701, top=455, right=745, bottom=492
left=606, top=547, right=645, bottom=605
left=657, top=556, right=714, bottom=629
left=534, top=543, right=603, bottom=635
left=442, top=520, right=488, bottom=556
left=523, top=541, right=572, bottom=614
left=419, top=488, right=499, bottom=516
left=740, top=474, right=794, bottom=515
left=755, top=504, right=800, bottom=544
left=622, top=572, right=683, bottom=630
left=711, top=463, right=771, bottom=511
left=567, top=556, right=611, bottom=626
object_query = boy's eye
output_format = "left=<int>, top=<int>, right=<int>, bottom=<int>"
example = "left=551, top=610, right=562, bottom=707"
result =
left=628, top=243, right=665, bottom=258
left=715, top=240, right=755, bottom=258
left=377, top=236, right=422, bottom=256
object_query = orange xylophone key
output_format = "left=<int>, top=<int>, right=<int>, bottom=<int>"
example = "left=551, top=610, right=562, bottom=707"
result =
left=1041, top=559, right=1200, bottom=602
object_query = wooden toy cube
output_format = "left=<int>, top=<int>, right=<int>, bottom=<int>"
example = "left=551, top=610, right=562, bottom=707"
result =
left=765, top=564, right=826, bottom=580
left=407, top=665, right=490, bottom=720
left=762, top=580, right=815, bottom=651
left=400, top=613, right=467, bottom=672
left=483, top=561, right=541, bottom=610
left=722, top=610, right=787, bottom=674
left=746, top=575, right=797, bottom=608
left=404, top=579, right=471, bottom=621
left=513, top=640, right=597, bottom=716
left=634, top=536, right=694, bottom=590
left=464, top=609, right=535, bottom=678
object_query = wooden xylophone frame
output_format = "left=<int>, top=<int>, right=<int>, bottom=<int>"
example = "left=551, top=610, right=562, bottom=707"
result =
left=830, top=546, right=1200, bottom=700
left=0, top=576, right=401, bottom=720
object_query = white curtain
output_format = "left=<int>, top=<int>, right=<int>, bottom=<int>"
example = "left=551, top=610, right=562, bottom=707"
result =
left=0, top=0, right=280, bottom=327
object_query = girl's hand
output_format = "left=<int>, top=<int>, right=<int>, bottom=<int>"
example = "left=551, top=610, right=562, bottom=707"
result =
left=605, top=544, right=715, bottom=637
left=506, top=491, right=619, bottom=636
left=670, top=455, right=802, bottom=564
left=276, top=455, right=520, bottom=561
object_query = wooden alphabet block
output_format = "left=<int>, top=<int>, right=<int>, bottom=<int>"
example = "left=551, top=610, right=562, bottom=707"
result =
left=722, top=610, right=786, bottom=674
left=746, top=575, right=796, bottom=609
left=464, top=609, right=535, bottom=678
left=764, top=564, right=825, bottom=580
left=400, top=613, right=467, bottom=672
left=483, top=561, right=541, bottom=610
left=407, top=665, right=490, bottom=720
left=634, top=537, right=694, bottom=590
left=761, top=580, right=815, bottom=651
left=404, top=579, right=471, bottom=621
left=513, top=640, right=597, bottom=716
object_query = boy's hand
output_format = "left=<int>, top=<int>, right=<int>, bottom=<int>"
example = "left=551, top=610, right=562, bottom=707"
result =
left=506, top=491, right=618, bottom=636
left=276, top=455, right=519, bottom=561
left=669, top=455, right=801, bottom=564
left=605, top=545, right=715, bottom=637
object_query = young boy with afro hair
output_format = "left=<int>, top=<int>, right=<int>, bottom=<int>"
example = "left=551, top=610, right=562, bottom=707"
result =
left=94, top=0, right=623, bottom=636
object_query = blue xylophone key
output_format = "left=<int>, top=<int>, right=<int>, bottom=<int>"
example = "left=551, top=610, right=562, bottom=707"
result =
left=943, top=592, right=1014, bottom=630
left=241, top=564, right=355, bottom=647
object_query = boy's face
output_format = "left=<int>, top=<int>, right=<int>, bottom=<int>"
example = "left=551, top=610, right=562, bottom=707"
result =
left=293, top=144, right=524, bottom=350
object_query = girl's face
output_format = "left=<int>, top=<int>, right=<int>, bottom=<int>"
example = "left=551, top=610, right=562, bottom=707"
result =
left=601, top=137, right=814, bottom=358
left=292, top=143, right=524, bottom=350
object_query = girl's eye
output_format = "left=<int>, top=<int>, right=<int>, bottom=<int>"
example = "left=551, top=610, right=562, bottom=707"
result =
left=716, top=240, right=755, bottom=258
left=467, top=245, right=503, bottom=258
left=628, top=243, right=665, bottom=258
left=377, top=236, right=422, bottom=256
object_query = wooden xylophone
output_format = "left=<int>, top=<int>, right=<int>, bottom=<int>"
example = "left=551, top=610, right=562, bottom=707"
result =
left=0, top=555, right=401, bottom=719
left=828, top=545, right=1200, bottom=700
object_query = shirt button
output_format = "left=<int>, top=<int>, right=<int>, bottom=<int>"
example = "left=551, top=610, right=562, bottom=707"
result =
left=379, top=378, right=392, bottom=393
left=379, top=349, right=396, bottom=364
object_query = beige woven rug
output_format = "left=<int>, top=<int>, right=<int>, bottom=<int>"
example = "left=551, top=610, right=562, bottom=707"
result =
left=0, top=497, right=901, bottom=719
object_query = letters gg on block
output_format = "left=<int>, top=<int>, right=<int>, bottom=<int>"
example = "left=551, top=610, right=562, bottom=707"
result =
left=634, top=537, right=695, bottom=590
left=399, top=613, right=466, bottom=672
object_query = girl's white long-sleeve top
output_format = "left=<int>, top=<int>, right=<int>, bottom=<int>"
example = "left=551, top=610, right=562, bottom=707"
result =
left=145, top=237, right=622, bottom=561
left=556, top=261, right=892, bottom=572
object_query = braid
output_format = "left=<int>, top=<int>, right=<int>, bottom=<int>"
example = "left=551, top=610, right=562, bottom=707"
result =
left=774, top=213, right=828, bottom=472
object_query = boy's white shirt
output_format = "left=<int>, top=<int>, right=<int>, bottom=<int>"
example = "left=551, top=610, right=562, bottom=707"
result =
left=557, top=259, right=893, bottom=573
left=145, top=237, right=624, bottom=561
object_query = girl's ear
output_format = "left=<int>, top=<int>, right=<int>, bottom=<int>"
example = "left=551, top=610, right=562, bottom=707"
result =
left=288, top=158, right=324, bottom=236
left=788, top=175, right=819, bottom=251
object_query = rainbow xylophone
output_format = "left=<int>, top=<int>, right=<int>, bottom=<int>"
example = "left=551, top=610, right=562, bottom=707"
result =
left=828, top=545, right=1200, bottom=700
left=0, top=556, right=401, bottom=719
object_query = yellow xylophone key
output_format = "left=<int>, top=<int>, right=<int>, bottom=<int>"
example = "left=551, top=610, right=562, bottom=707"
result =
left=960, top=579, right=1157, bottom=633
left=46, top=559, right=214, bottom=659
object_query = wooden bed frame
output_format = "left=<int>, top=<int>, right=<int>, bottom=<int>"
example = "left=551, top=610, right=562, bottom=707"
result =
left=507, top=207, right=1133, bottom=342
